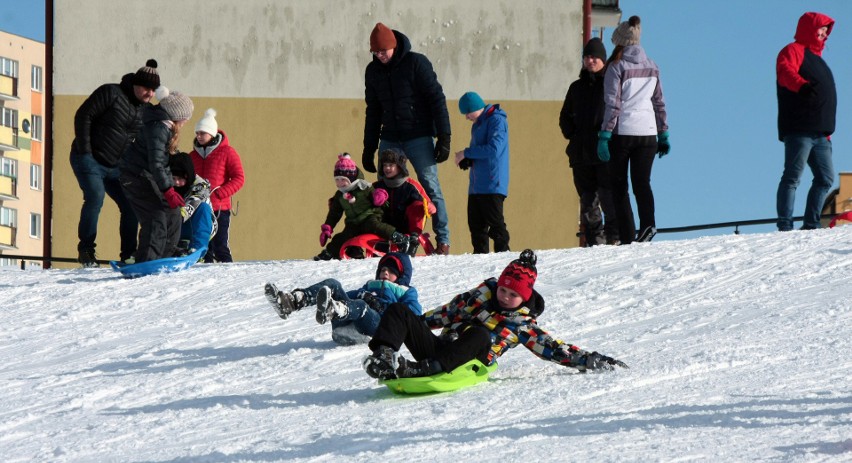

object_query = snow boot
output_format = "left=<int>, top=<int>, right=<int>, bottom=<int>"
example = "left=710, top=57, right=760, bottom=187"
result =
left=264, top=282, right=306, bottom=320
left=363, top=345, right=398, bottom=380
left=315, top=286, right=348, bottom=325
left=313, top=249, right=334, bottom=261
left=78, top=249, right=99, bottom=268
left=395, top=355, right=442, bottom=378
left=390, top=232, right=410, bottom=255
left=405, top=233, right=420, bottom=257
left=636, top=226, right=657, bottom=243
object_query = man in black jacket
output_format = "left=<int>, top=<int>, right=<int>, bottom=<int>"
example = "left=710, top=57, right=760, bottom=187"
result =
left=559, top=38, right=628, bottom=246
left=362, top=23, right=452, bottom=254
left=70, top=60, right=160, bottom=267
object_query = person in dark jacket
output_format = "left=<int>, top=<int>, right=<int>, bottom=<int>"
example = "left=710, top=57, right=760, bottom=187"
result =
left=265, top=252, right=421, bottom=346
left=362, top=249, right=628, bottom=379
left=362, top=23, right=452, bottom=255
left=119, top=87, right=194, bottom=263
left=70, top=59, right=160, bottom=267
left=560, top=38, right=628, bottom=246
left=454, top=91, right=511, bottom=254
left=373, top=148, right=427, bottom=240
left=775, top=12, right=837, bottom=231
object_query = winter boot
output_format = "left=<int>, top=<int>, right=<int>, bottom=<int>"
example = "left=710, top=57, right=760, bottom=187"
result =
left=315, top=286, right=348, bottom=325
left=405, top=233, right=420, bottom=257
left=362, top=345, right=398, bottom=380
left=395, top=355, right=443, bottom=378
left=390, top=232, right=409, bottom=255
left=78, top=249, right=99, bottom=268
left=264, top=282, right=306, bottom=320
left=313, top=249, right=334, bottom=261
left=636, top=226, right=657, bottom=243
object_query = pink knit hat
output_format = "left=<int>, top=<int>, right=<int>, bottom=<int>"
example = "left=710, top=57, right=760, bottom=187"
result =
left=334, top=153, right=358, bottom=182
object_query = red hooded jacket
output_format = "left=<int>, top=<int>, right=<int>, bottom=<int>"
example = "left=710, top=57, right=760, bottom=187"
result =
left=190, top=130, right=245, bottom=212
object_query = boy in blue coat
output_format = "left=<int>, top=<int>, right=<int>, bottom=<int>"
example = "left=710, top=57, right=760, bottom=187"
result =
left=264, top=252, right=421, bottom=345
left=169, top=152, right=215, bottom=259
left=454, top=91, right=510, bottom=254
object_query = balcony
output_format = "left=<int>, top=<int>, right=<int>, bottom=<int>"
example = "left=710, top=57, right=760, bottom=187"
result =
left=0, top=224, right=15, bottom=250
left=0, top=175, right=16, bottom=200
left=0, top=75, right=18, bottom=101
left=0, top=126, right=19, bottom=151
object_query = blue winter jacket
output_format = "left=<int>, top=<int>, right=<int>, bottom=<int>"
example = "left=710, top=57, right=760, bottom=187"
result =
left=463, top=104, right=509, bottom=196
left=346, top=252, right=422, bottom=315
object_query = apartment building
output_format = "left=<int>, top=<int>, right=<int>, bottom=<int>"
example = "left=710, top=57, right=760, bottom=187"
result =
left=0, top=31, right=45, bottom=268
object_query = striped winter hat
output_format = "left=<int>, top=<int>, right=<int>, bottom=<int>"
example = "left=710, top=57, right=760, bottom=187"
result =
left=334, top=153, right=359, bottom=182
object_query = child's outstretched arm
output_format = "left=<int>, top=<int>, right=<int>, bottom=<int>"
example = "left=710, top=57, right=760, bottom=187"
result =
left=519, top=323, right=628, bottom=372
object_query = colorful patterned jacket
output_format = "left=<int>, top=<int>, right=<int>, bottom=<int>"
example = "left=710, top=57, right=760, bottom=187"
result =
left=422, top=278, right=588, bottom=367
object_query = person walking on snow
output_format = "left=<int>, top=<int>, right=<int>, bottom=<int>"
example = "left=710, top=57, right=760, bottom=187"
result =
left=775, top=12, right=837, bottom=232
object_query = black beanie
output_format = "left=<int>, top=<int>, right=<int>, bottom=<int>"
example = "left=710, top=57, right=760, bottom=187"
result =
left=583, top=38, right=607, bottom=60
left=169, top=152, right=196, bottom=196
left=132, top=59, right=160, bottom=90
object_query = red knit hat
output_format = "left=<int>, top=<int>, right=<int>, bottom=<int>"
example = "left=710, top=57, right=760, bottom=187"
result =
left=370, top=23, right=397, bottom=52
left=498, top=249, right=538, bottom=301
left=334, top=153, right=359, bottom=182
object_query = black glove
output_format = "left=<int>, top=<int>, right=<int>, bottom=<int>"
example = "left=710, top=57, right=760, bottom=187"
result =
left=360, top=291, right=384, bottom=314
left=458, top=158, right=471, bottom=170
left=434, top=133, right=451, bottom=163
left=798, top=82, right=816, bottom=99
left=580, top=351, right=629, bottom=372
left=362, top=148, right=377, bottom=173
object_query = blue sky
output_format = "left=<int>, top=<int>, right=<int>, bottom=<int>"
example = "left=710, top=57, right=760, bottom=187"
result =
left=2, top=1, right=851, bottom=240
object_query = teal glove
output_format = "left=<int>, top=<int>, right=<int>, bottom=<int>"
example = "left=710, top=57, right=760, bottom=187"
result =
left=657, top=131, right=670, bottom=158
left=597, top=131, right=612, bottom=162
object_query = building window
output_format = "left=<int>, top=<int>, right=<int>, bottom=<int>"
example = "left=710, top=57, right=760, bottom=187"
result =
left=31, top=65, right=42, bottom=92
left=29, top=212, right=41, bottom=239
left=1, top=157, right=17, bottom=178
left=0, top=206, right=17, bottom=227
left=31, top=115, right=42, bottom=141
left=1, top=107, right=18, bottom=129
left=30, top=164, right=41, bottom=190
left=0, top=57, right=18, bottom=78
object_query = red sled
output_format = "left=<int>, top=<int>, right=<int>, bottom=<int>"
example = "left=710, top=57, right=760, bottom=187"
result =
left=829, top=211, right=852, bottom=228
left=339, top=232, right=436, bottom=259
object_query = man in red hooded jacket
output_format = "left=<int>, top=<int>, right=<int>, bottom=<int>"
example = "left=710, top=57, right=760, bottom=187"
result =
left=775, top=12, right=836, bottom=232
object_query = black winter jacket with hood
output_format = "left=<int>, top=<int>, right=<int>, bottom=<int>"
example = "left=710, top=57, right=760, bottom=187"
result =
left=560, top=68, right=606, bottom=167
left=73, top=73, right=148, bottom=167
left=120, top=105, right=176, bottom=192
left=363, top=29, right=451, bottom=151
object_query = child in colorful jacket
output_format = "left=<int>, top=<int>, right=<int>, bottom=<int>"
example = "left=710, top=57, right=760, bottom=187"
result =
left=316, top=154, right=417, bottom=260
left=169, top=152, right=216, bottom=258
left=363, top=249, right=628, bottom=379
left=264, top=252, right=421, bottom=345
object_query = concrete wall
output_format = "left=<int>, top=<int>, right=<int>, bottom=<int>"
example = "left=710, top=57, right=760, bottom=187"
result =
left=53, top=0, right=585, bottom=262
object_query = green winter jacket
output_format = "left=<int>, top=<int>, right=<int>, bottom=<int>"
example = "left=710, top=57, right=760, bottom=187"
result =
left=324, top=171, right=384, bottom=227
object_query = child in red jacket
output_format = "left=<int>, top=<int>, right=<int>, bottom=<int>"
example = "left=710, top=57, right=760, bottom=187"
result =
left=190, top=108, right=245, bottom=262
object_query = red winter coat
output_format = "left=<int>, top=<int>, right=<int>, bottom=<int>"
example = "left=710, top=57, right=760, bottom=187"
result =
left=190, top=130, right=245, bottom=212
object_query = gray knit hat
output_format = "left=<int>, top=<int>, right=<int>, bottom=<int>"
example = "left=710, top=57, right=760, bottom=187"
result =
left=612, top=15, right=641, bottom=47
left=155, top=86, right=194, bottom=121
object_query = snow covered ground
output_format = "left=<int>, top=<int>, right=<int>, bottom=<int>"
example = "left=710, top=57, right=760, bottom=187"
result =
left=1, top=228, right=851, bottom=462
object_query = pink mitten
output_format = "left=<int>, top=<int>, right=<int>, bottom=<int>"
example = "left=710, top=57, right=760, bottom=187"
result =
left=372, top=188, right=389, bottom=206
left=164, top=187, right=185, bottom=209
left=320, top=224, right=333, bottom=246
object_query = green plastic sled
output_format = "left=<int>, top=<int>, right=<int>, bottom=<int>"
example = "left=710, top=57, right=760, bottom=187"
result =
left=380, top=359, right=497, bottom=394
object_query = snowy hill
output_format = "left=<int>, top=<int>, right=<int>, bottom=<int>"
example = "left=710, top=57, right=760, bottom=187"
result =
left=1, top=229, right=851, bottom=462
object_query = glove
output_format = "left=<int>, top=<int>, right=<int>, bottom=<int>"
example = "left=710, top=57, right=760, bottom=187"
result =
left=372, top=188, right=389, bottom=206
left=596, top=131, right=612, bottom=162
left=580, top=351, right=629, bottom=372
left=362, top=148, right=377, bottom=173
left=798, top=82, right=816, bottom=99
left=458, top=158, right=471, bottom=170
left=163, top=187, right=185, bottom=209
left=319, top=224, right=333, bottom=247
left=656, top=131, right=671, bottom=158
left=359, top=291, right=385, bottom=314
left=434, top=133, right=451, bottom=163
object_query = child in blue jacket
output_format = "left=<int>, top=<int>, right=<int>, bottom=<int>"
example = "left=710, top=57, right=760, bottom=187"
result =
left=169, top=152, right=215, bottom=259
left=264, top=252, right=421, bottom=345
left=453, top=91, right=511, bottom=254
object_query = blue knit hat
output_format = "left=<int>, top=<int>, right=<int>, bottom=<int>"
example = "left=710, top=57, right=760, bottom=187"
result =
left=458, top=91, right=486, bottom=114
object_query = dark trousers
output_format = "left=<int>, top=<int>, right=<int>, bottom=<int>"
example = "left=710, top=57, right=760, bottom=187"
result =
left=368, top=303, right=492, bottom=372
left=609, top=135, right=657, bottom=243
left=120, top=173, right=181, bottom=263
left=70, top=151, right=138, bottom=260
left=467, top=194, right=510, bottom=254
left=571, top=163, right=626, bottom=245
left=205, top=210, right=232, bottom=263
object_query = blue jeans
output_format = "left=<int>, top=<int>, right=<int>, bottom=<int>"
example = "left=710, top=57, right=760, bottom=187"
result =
left=379, top=136, right=450, bottom=245
left=301, top=278, right=381, bottom=337
left=70, top=151, right=138, bottom=260
left=776, top=134, right=834, bottom=230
